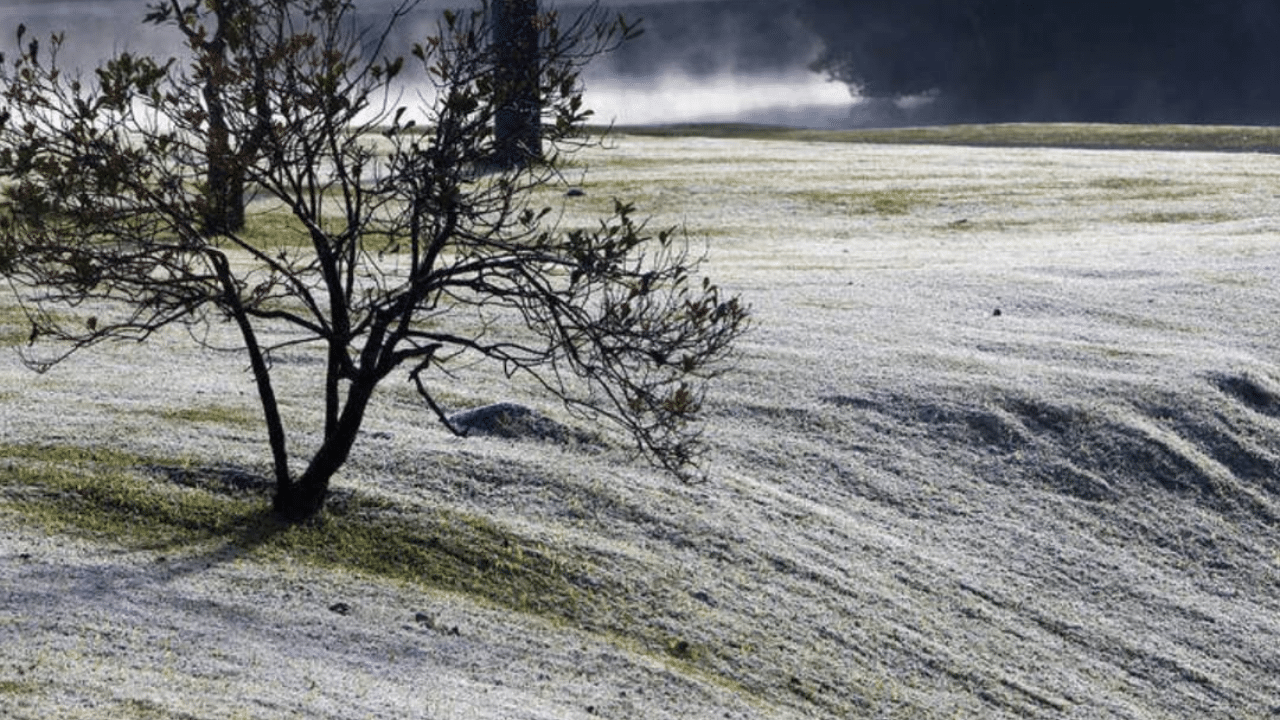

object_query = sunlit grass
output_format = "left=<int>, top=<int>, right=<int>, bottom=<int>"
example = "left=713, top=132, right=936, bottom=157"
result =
left=0, top=443, right=581, bottom=601
left=150, top=404, right=261, bottom=428
left=6, top=124, right=1280, bottom=719
left=607, top=121, right=1280, bottom=153
left=1123, top=210, right=1236, bottom=224
left=0, top=441, right=728, bottom=689
left=0, top=444, right=253, bottom=545
left=0, top=296, right=29, bottom=347
left=793, top=188, right=935, bottom=216
left=233, top=204, right=315, bottom=250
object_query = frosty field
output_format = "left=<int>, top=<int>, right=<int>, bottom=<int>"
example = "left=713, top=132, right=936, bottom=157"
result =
left=4, top=126, right=1280, bottom=719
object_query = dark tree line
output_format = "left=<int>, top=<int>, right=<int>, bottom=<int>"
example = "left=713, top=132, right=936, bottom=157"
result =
left=798, top=0, right=1280, bottom=124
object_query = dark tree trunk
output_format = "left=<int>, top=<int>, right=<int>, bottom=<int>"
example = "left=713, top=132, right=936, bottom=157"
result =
left=272, top=463, right=334, bottom=523
left=209, top=250, right=292, bottom=491
left=493, top=0, right=541, bottom=167
left=272, top=373, right=379, bottom=522
left=204, top=158, right=246, bottom=235
left=199, top=0, right=249, bottom=235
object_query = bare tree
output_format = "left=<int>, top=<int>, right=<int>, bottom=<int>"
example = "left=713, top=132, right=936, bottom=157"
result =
left=0, top=0, right=747, bottom=522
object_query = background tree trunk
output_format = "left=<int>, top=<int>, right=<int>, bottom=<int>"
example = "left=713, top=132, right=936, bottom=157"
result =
left=493, top=0, right=541, bottom=167
left=204, top=130, right=247, bottom=235
left=201, top=0, right=250, bottom=235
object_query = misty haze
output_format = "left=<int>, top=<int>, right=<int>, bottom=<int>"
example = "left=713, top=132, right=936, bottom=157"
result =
left=8, top=0, right=1280, bottom=127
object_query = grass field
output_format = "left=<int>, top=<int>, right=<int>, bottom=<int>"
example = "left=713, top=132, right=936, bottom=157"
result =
left=3, top=123, right=1280, bottom=719
left=610, top=121, right=1280, bottom=153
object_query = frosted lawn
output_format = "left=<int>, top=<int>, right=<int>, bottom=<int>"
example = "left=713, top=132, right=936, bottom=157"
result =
left=4, top=132, right=1280, bottom=719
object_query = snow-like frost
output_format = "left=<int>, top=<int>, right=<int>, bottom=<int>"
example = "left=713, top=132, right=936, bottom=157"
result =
left=5, top=134, right=1280, bottom=719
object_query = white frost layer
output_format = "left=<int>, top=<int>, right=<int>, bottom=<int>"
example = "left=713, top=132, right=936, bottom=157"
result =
left=4, top=135, right=1280, bottom=718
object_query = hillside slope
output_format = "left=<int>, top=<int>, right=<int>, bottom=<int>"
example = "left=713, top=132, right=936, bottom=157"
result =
left=4, top=130, right=1280, bottom=718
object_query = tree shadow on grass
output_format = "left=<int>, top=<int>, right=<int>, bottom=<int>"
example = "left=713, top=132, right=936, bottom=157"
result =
left=136, top=459, right=601, bottom=628
left=144, top=461, right=275, bottom=496
left=138, top=461, right=465, bottom=583
left=137, top=461, right=295, bottom=572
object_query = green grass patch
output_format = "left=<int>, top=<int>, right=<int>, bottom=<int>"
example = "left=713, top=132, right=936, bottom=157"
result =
left=0, top=442, right=154, bottom=470
left=0, top=442, right=648, bottom=654
left=233, top=203, right=405, bottom=254
left=862, top=188, right=929, bottom=216
left=0, top=440, right=754, bottom=703
left=1084, top=176, right=1210, bottom=204
left=232, top=206, right=315, bottom=251
left=152, top=404, right=261, bottom=428
left=0, top=292, right=32, bottom=347
left=796, top=188, right=932, bottom=216
left=0, top=325, right=25, bottom=347
left=1087, top=176, right=1171, bottom=191
left=606, top=122, right=1280, bottom=153
left=0, top=679, right=38, bottom=696
left=1122, top=211, right=1234, bottom=224
left=0, top=444, right=259, bottom=545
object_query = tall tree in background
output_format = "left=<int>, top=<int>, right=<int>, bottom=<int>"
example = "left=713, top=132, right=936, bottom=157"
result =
left=493, top=0, right=541, bottom=166
left=145, top=0, right=270, bottom=234
left=0, top=0, right=743, bottom=522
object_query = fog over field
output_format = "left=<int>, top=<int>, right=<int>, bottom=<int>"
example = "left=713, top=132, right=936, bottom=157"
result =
left=4, top=129, right=1280, bottom=718
left=8, top=0, right=1279, bottom=127
left=0, top=0, right=855, bottom=127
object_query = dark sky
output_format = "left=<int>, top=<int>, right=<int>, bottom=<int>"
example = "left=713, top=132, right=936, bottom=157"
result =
left=4, top=0, right=1280, bottom=126
left=578, top=0, right=1280, bottom=125
left=795, top=0, right=1280, bottom=124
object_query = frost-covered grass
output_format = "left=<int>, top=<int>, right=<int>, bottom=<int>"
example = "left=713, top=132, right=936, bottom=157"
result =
left=4, top=124, right=1280, bottom=719
left=611, top=121, right=1280, bottom=153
